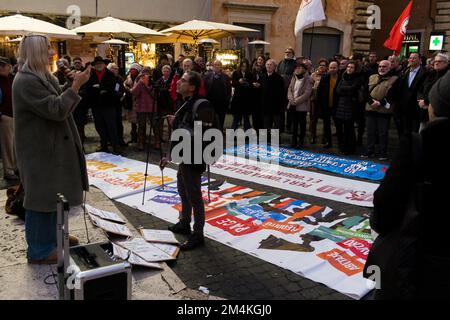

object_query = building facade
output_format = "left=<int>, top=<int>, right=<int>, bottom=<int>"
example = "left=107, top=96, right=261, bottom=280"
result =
left=371, top=0, right=450, bottom=58
left=211, top=0, right=358, bottom=64
left=1, top=0, right=449, bottom=69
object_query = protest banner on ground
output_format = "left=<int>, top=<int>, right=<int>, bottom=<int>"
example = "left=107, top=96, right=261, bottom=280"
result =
left=211, top=155, right=378, bottom=207
left=115, top=180, right=375, bottom=299
left=86, top=152, right=376, bottom=298
left=86, top=153, right=177, bottom=199
left=225, top=144, right=388, bottom=181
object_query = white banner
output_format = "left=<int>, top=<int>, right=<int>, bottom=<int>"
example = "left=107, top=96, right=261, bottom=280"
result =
left=115, top=180, right=375, bottom=299
left=86, top=153, right=178, bottom=199
left=211, top=156, right=378, bottom=207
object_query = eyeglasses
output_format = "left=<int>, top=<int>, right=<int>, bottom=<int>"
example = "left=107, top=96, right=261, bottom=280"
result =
left=434, top=60, right=446, bottom=64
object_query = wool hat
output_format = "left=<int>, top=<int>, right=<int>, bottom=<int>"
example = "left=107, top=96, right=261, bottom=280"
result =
left=429, top=70, right=450, bottom=118
left=130, top=63, right=142, bottom=72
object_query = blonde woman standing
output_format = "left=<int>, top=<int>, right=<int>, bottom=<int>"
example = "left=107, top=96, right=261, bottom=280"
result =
left=13, top=34, right=91, bottom=265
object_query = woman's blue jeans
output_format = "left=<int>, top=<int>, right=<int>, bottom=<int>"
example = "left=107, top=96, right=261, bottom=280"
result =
left=25, top=210, right=57, bottom=260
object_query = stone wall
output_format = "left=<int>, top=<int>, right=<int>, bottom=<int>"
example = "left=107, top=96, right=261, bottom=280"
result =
left=352, top=0, right=375, bottom=54
left=435, top=0, right=450, bottom=52
left=212, top=0, right=357, bottom=62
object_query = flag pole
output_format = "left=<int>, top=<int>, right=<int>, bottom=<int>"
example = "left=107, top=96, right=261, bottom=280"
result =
left=309, top=22, right=315, bottom=60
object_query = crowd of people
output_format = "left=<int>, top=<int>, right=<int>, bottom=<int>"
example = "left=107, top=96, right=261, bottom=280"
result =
left=3, top=46, right=448, bottom=173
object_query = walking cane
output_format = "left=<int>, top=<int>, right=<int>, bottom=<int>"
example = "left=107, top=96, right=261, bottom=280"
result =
left=207, top=164, right=211, bottom=203
left=159, top=115, right=168, bottom=191
left=141, top=115, right=154, bottom=206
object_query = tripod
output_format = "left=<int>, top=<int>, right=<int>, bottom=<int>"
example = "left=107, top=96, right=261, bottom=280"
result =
left=142, top=114, right=168, bottom=205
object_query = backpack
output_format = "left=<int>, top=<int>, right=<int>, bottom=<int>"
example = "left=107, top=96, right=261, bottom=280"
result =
left=175, top=98, right=222, bottom=166
left=178, top=98, right=222, bottom=133
left=5, top=184, right=26, bottom=220
left=192, top=98, right=222, bottom=131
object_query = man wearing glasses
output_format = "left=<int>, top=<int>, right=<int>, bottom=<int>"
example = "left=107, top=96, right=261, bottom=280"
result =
left=418, top=53, right=449, bottom=130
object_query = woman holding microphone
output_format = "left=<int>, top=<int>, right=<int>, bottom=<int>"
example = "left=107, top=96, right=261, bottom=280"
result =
left=13, top=33, right=91, bottom=265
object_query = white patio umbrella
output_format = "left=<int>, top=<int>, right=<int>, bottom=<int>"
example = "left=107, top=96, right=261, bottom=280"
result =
left=0, top=14, right=81, bottom=39
left=159, top=19, right=258, bottom=43
left=199, top=38, right=220, bottom=44
left=102, top=39, right=128, bottom=45
left=248, top=40, right=270, bottom=45
left=73, top=16, right=164, bottom=39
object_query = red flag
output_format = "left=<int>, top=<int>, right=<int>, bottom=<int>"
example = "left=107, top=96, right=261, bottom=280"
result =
left=384, top=0, right=413, bottom=55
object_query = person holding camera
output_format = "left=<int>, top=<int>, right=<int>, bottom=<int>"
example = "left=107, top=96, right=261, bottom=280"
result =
left=13, top=34, right=91, bottom=264
left=132, top=67, right=159, bottom=151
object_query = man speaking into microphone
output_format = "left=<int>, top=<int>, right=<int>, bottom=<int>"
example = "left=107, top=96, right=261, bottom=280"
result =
left=160, top=71, right=220, bottom=251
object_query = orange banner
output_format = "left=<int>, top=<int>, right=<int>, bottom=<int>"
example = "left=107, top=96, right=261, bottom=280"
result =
left=317, top=248, right=364, bottom=277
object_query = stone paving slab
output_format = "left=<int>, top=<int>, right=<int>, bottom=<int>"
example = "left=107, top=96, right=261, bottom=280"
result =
left=0, top=188, right=223, bottom=300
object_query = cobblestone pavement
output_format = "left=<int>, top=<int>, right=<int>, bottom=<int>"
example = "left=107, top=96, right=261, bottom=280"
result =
left=1, top=113, right=397, bottom=300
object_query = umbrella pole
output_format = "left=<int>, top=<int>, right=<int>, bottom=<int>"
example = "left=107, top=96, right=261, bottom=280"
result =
left=309, top=22, right=315, bottom=60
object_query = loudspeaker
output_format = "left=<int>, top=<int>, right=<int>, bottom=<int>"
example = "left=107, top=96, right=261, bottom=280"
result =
left=68, top=242, right=132, bottom=300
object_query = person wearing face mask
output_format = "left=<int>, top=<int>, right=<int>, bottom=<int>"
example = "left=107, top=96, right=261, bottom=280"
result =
left=231, top=59, right=254, bottom=131
left=205, top=61, right=213, bottom=74
left=123, top=63, right=141, bottom=145
left=287, top=62, right=312, bottom=149
left=86, top=56, right=122, bottom=155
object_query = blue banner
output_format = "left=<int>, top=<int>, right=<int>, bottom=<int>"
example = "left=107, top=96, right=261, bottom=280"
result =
left=225, top=144, right=388, bottom=181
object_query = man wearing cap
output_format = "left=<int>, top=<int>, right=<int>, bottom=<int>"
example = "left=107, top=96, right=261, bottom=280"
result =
left=86, top=56, right=121, bottom=155
left=364, top=71, right=450, bottom=299
left=71, top=57, right=85, bottom=72
left=0, top=56, right=18, bottom=181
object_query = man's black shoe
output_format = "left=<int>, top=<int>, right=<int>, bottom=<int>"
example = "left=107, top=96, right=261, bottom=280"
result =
left=180, top=233, right=205, bottom=251
left=168, top=222, right=191, bottom=235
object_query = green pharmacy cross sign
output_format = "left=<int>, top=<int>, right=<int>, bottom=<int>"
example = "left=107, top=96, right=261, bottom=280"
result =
left=429, top=35, right=445, bottom=51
